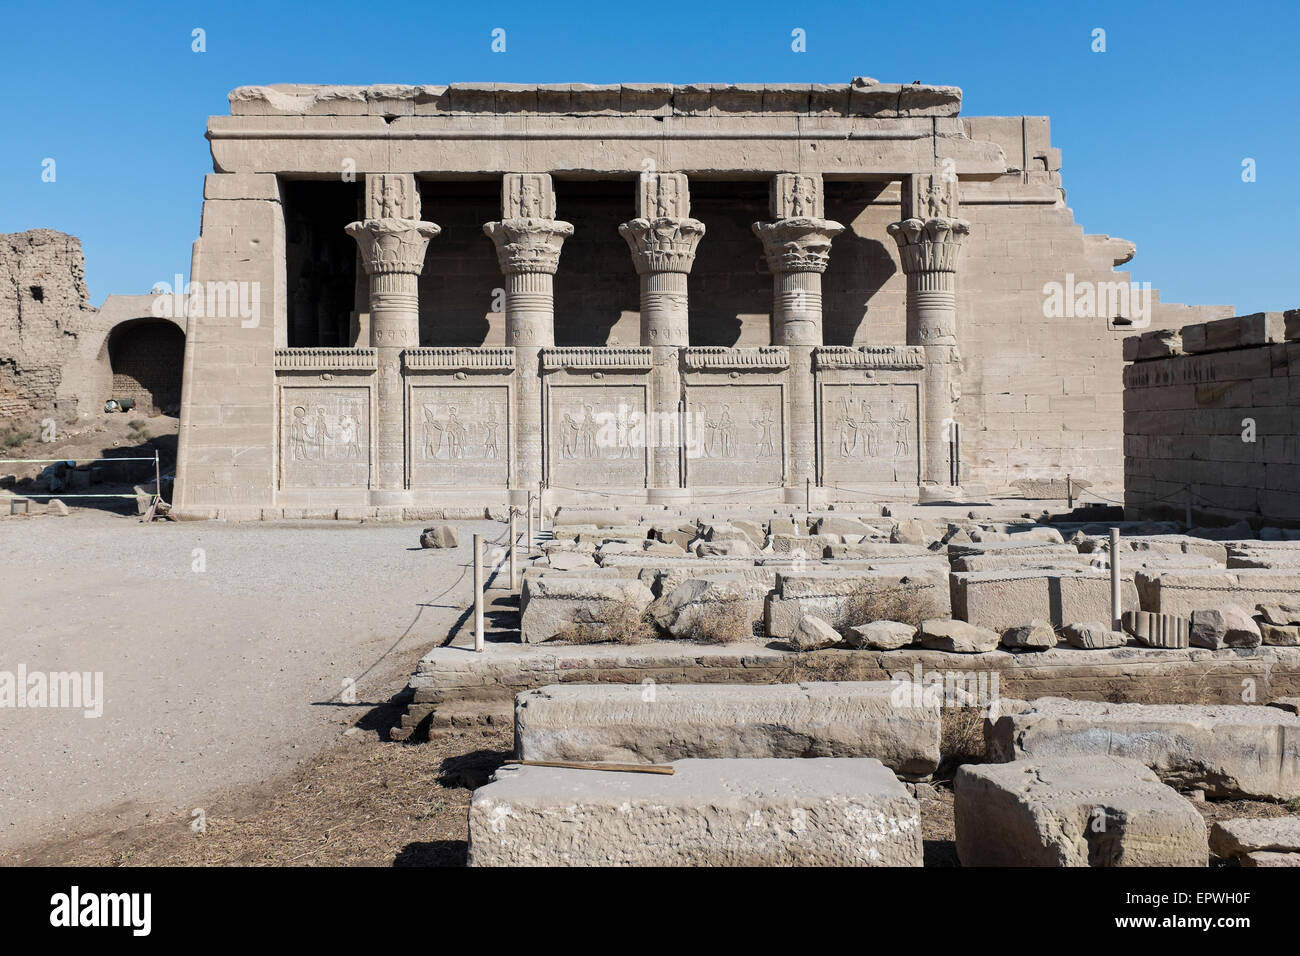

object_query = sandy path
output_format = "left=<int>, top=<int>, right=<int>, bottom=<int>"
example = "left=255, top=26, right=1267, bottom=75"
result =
left=0, top=511, right=505, bottom=853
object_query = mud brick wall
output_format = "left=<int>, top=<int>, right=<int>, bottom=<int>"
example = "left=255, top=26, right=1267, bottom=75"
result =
left=1124, top=312, right=1300, bottom=524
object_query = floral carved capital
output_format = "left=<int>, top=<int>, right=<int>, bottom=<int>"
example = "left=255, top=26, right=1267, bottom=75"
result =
left=482, top=218, right=574, bottom=275
left=345, top=218, right=441, bottom=276
left=618, top=216, right=706, bottom=275
left=886, top=216, right=971, bottom=275
left=752, top=217, right=845, bottom=274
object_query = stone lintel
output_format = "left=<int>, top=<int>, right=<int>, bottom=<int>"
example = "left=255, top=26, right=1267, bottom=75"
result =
left=403, top=347, right=516, bottom=372
left=540, top=346, right=654, bottom=371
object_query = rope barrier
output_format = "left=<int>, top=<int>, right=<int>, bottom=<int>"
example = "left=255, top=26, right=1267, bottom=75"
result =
left=0, top=457, right=159, bottom=464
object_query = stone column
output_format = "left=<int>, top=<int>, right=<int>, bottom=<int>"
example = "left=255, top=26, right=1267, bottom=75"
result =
left=483, top=173, right=573, bottom=505
left=345, top=173, right=440, bottom=506
left=888, top=173, right=970, bottom=493
left=619, top=172, right=704, bottom=503
left=753, top=174, right=843, bottom=505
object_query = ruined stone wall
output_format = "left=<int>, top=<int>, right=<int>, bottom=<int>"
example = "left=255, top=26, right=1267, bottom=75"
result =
left=0, top=230, right=98, bottom=423
left=1124, top=312, right=1300, bottom=524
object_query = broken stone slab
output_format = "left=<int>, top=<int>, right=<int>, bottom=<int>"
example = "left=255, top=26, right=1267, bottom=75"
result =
left=788, top=614, right=842, bottom=651
left=917, top=618, right=1000, bottom=653
left=1000, top=620, right=1057, bottom=650
left=419, top=524, right=459, bottom=549
left=545, top=550, right=598, bottom=571
left=985, top=697, right=1300, bottom=799
left=1258, top=603, right=1300, bottom=626
left=1062, top=621, right=1127, bottom=649
left=1189, top=606, right=1262, bottom=649
left=646, top=574, right=769, bottom=637
left=951, top=568, right=1138, bottom=631
left=46, top=498, right=69, bottom=516
left=950, top=551, right=1090, bottom=573
left=769, top=532, right=840, bottom=555
left=814, top=515, right=873, bottom=537
left=1209, top=817, right=1300, bottom=858
left=1123, top=610, right=1190, bottom=649
left=891, top=518, right=941, bottom=545
left=1242, top=851, right=1300, bottom=866
left=695, top=537, right=754, bottom=557
left=514, top=681, right=940, bottom=775
left=519, top=576, right=654, bottom=644
left=954, top=755, right=1208, bottom=867
left=847, top=620, right=916, bottom=650
left=468, top=757, right=922, bottom=866
left=1260, top=623, right=1300, bottom=646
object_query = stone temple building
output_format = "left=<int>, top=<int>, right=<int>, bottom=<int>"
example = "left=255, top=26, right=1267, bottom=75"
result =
left=172, top=77, right=1228, bottom=519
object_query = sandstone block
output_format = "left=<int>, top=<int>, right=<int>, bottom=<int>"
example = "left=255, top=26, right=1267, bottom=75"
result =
left=1062, top=621, right=1127, bottom=649
left=1209, top=817, right=1300, bottom=858
left=847, top=620, right=916, bottom=650
left=952, top=569, right=1137, bottom=631
left=789, top=614, right=842, bottom=651
left=469, top=758, right=923, bottom=866
left=954, top=755, right=1208, bottom=867
left=519, top=577, right=654, bottom=644
left=986, top=697, right=1300, bottom=799
left=918, top=618, right=999, bottom=653
left=514, top=681, right=940, bottom=774
left=1122, top=610, right=1190, bottom=648
left=419, top=524, right=459, bottom=549
left=1258, top=603, right=1300, bottom=626
left=1261, top=623, right=1300, bottom=646
left=1000, top=620, right=1057, bottom=650
left=1189, top=605, right=1262, bottom=649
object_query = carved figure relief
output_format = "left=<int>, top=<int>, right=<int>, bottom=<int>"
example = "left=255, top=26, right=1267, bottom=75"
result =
left=823, top=384, right=920, bottom=484
left=281, top=388, right=371, bottom=489
left=409, top=386, right=510, bottom=487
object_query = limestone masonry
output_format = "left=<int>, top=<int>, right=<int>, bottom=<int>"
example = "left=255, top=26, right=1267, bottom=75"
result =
left=171, top=78, right=1230, bottom=518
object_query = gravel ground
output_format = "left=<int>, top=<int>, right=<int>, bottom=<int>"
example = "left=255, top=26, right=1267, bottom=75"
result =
left=0, top=509, right=508, bottom=856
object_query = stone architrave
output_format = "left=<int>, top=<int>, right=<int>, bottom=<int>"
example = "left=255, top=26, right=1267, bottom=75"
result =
left=619, top=172, right=704, bottom=503
left=345, top=173, right=440, bottom=505
left=887, top=189, right=970, bottom=492
left=484, top=173, right=573, bottom=504
left=754, top=173, right=843, bottom=505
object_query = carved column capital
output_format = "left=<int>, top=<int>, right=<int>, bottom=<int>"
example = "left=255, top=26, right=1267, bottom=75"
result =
left=345, top=218, right=441, bottom=277
left=483, top=218, right=574, bottom=275
left=886, top=216, right=971, bottom=276
left=753, top=217, right=845, bottom=274
left=618, top=217, right=706, bottom=275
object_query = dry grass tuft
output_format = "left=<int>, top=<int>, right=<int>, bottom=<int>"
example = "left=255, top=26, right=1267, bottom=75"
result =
left=941, top=706, right=987, bottom=764
left=556, top=600, right=656, bottom=645
left=837, top=584, right=933, bottom=633
left=677, top=599, right=752, bottom=645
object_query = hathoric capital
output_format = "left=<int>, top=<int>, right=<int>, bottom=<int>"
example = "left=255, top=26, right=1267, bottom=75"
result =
left=886, top=216, right=971, bottom=275
left=345, top=218, right=441, bottom=276
left=619, top=217, right=706, bottom=275
left=483, top=218, right=574, bottom=275
left=753, top=217, right=844, bottom=274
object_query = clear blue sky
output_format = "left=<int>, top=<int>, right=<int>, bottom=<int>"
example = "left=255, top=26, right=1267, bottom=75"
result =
left=1, top=0, right=1296, bottom=311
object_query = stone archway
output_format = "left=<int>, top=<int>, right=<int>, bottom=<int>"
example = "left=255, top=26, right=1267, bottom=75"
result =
left=107, top=319, right=185, bottom=413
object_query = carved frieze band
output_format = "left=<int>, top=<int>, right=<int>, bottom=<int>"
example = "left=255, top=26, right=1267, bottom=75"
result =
left=682, top=346, right=790, bottom=371
left=404, top=347, right=516, bottom=371
left=540, top=347, right=654, bottom=371
left=813, top=346, right=926, bottom=370
left=274, top=348, right=378, bottom=371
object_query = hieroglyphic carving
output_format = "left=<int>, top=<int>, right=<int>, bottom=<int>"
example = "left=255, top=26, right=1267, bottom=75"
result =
left=770, top=173, right=824, bottom=220
left=547, top=385, right=647, bottom=489
left=409, top=385, right=509, bottom=487
left=685, top=384, right=783, bottom=487
left=821, top=384, right=920, bottom=484
left=281, top=386, right=370, bottom=489
left=365, top=173, right=421, bottom=221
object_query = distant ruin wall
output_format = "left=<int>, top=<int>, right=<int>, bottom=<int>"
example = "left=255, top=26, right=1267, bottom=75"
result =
left=0, top=230, right=97, bottom=422
left=1124, top=312, right=1300, bottom=524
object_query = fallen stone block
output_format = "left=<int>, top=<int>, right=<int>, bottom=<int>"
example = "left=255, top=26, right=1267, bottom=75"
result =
left=519, top=576, right=654, bottom=644
left=1258, top=603, right=1300, bottom=626
left=917, top=618, right=999, bottom=653
left=1001, top=620, right=1057, bottom=650
left=765, top=567, right=948, bottom=638
left=814, top=514, right=873, bottom=537
left=514, top=681, right=940, bottom=775
left=1209, top=817, right=1300, bottom=859
left=469, top=757, right=922, bottom=867
left=1190, top=605, right=1262, bottom=649
left=419, top=524, right=459, bottom=549
left=1062, top=621, right=1127, bottom=649
left=1242, top=851, right=1300, bottom=866
left=1135, top=568, right=1300, bottom=615
left=951, top=568, right=1138, bottom=631
left=646, top=574, right=768, bottom=638
left=985, top=697, right=1300, bottom=799
left=545, top=550, right=598, bottom=571
left=1261, top=623, right=1300, bottom=646
left=954, top=755, right=1208, bottom=867
left=847, top=620, right=915, bottom=650
left=788, top=614, right=842, bottom=650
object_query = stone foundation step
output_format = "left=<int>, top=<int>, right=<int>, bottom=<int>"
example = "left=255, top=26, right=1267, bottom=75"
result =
left=513, top=681, right=940, bottom=776
left=987, top=697, right=1300, bottom=799
left=468, top=757, right=922, bottom=866
left=954, top=755, right=1208, bottom=866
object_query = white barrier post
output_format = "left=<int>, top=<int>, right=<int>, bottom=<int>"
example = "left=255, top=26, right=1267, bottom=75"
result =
left=509, top=507, right=519, bottom=591
left=473, top=533, right=485, bottom=652
left=1109, top=526, right=1122, bottom=632
left=526, top=493, right=535, bottom=556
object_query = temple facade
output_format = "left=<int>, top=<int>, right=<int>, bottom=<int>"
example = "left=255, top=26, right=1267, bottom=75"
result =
left=172, top=78, right=1229, bottom=519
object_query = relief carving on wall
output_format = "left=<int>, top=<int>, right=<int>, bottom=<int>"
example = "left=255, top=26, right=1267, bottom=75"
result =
left=409, top=386, right=509, bottom=487
left=281, top=387, right=370, bottom=489
left=685, top=385, right=783, bottom=487
left=822, top=384, right=919, bottom=484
